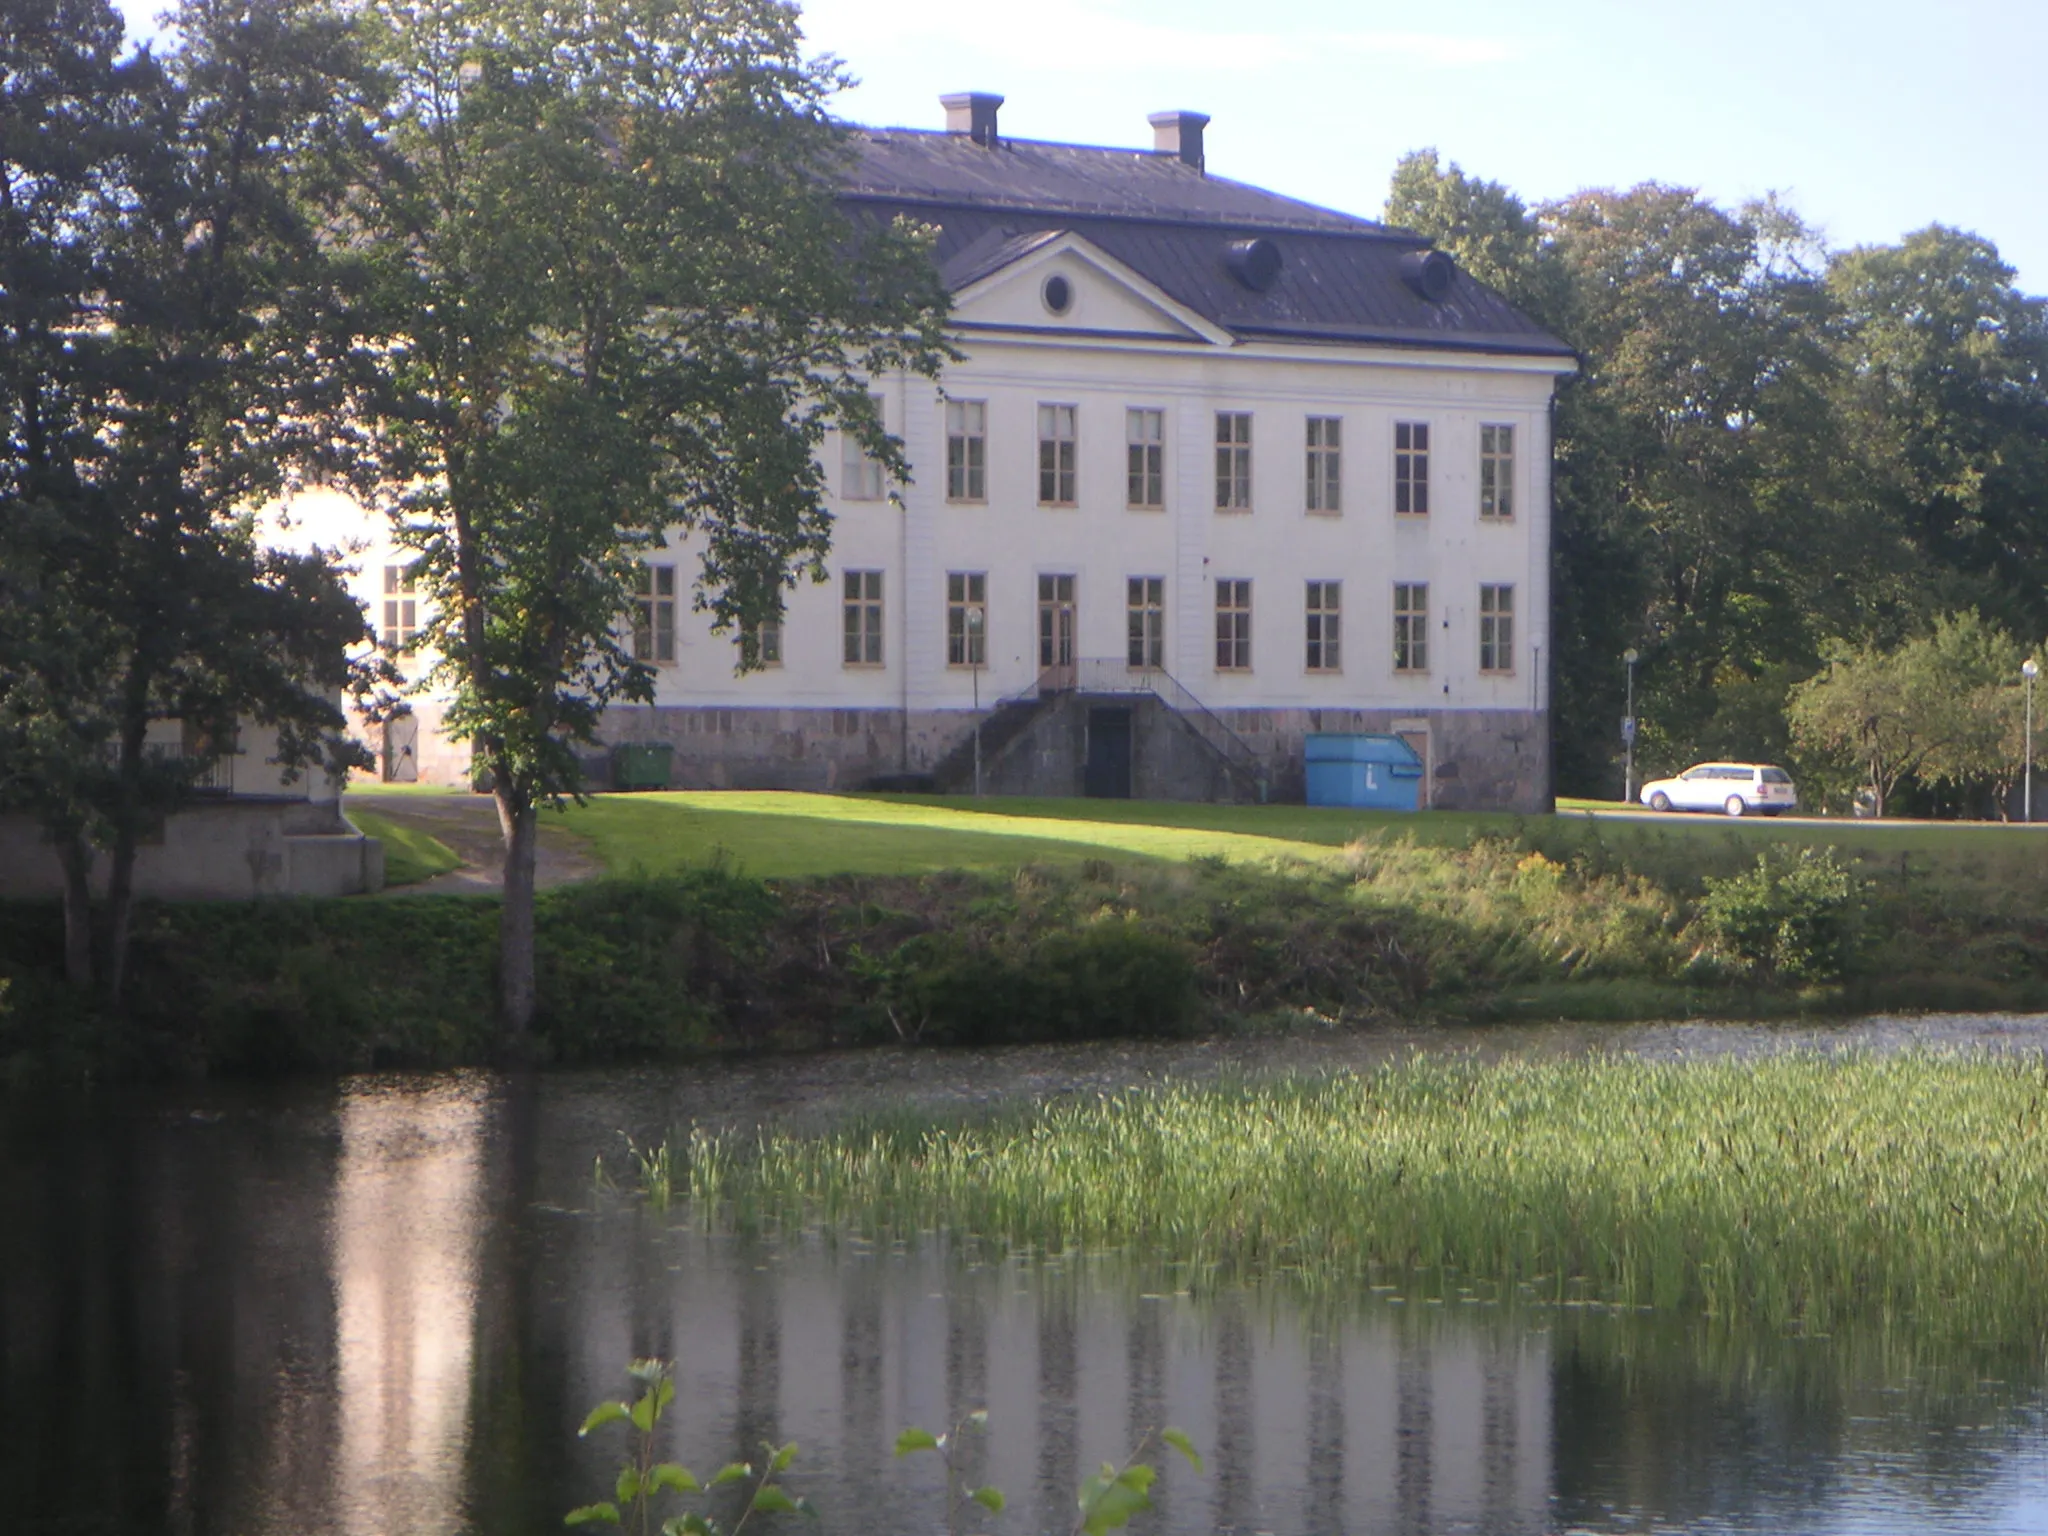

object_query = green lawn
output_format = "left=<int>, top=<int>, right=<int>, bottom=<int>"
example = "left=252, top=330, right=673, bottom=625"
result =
left=552, top=792, right=1356, bottom=878
left=349, top=809, right=464, bottom=886
left=546, top=789, right=2048, bottom=886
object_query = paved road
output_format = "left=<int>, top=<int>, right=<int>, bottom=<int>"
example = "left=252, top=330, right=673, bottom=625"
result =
left=347, top=791, right=602, bottom=894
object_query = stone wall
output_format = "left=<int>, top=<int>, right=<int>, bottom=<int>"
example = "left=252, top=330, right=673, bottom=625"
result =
left=0, top=798, right=383, bottom=901
left=591, top=702, right=1550, bottom=811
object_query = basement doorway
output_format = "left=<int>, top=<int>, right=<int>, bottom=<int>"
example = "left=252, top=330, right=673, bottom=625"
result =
left=1085, top=707, right=1132, bottom=798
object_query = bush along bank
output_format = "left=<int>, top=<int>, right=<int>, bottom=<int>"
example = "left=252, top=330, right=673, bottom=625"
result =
left=3, top=833, right=2047, bottom=1079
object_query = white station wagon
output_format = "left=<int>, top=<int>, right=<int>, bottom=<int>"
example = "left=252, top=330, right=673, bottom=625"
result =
left=1639, top=763, right=1799, bottom=817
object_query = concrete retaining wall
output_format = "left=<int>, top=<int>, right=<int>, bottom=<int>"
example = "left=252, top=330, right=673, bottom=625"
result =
left=0, top=800, right=383, bottom=901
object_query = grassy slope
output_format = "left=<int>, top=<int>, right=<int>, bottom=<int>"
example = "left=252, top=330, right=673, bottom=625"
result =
left=551, top=789, right=2048, bottom=886
left=348, top=809, right=464, bottom=887
left=552, top=792, right=1348, bottom=878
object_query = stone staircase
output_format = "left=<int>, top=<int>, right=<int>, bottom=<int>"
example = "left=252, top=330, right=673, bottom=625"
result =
left=929, top=694, right=1053, bottom=793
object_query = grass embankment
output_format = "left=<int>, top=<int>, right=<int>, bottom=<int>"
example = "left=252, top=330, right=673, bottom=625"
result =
left=666, top=1053, right=2048, bottom=1345
left=6, top=791, right=2048, bottom=1079
left=347, top=809, right=463, bottom=887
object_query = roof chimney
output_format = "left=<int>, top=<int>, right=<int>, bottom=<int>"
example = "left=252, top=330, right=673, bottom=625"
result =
left=1148, top=110, right=1208, bottom=171
left=941, top=92, right=1004, bottom=147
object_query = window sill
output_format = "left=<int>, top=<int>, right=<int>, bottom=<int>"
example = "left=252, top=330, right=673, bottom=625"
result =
left=841, top=662, right=887, bottom=671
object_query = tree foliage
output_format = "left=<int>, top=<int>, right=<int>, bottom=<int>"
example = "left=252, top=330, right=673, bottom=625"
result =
left=0, top=0, right=377, bottom=998
left=342, top=0, right=952, bottom=1036
left=1387, top=150, right=2048, bottom=808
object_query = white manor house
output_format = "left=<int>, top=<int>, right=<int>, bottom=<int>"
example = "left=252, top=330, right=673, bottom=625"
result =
left=340, top=94, right=1576, bottom=810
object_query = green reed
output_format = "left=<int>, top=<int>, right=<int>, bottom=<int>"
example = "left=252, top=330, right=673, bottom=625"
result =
left=661, top=1051, right=2048, bottom=1345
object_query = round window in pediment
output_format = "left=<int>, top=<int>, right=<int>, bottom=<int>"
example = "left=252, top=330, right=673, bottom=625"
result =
left=1042, top=273, right=1073, bottom=315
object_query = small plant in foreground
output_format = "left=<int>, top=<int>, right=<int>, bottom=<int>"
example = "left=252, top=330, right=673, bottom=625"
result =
left=895, top=1414, right=1201, bottom=1536
left=893, top=1413, right=1004, bottom=1534
left=568, top=1359, right=809, bottom=1535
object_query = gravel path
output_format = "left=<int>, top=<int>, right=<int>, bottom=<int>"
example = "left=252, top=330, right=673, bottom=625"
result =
left=347, top=791, right=603, bottom=895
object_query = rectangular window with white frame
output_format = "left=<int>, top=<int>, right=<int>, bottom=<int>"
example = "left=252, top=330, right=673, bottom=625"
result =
left=1038, top=404, right=1078, bottom=506
left=945, top=400, right=986, bottom=502
left=842, top=569, right=884, bottom=666
left=1395, top=421, right=1430, bottom=515
left=1480, top=583, right=1515, bottom=672
left=740, top=614, right=782, bottom=668
left=1127, top=576, right=1164, bottom=669
left=1305, top=580, right=1341, bottom=672
left=1480, top=424, right=1515, bottom=520
left=1393, top=581, right=1429, bottom=672
left=1215, top=578, right=1252, bottom=671
left=1215, top=411, right=1252, bottom=511
left=1127, top=408, right=1165, bottom=509
left=382, top=564, right=419, bottom=650
left=1305, top=417, right=1342, bottom=514
left=633, top=564, right=676, bottom=664
left=946, top=571, right=987, bottom=668
left=841, top=397, right=885, bottom=501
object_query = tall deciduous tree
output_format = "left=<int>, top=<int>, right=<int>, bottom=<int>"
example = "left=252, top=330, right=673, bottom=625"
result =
left=0, top=0, right=377, bottom=998
left=346, top=0, right=951, bottom=1040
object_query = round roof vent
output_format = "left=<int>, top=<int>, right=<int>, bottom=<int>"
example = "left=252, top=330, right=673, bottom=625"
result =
left=1400, top=248, right=1456, bottom=303
left=1042, top=272, right=1073, bottom=315
left=1223, top=237, right=1282, bottom=292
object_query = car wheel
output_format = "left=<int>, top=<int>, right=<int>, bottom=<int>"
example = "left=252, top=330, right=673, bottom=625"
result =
left=1724, top=795, right=1746, bottom=817
left=1649, top=792, right=1672, bottom=812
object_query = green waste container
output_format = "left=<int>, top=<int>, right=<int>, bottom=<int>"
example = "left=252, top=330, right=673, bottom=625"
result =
left=613, top=741, right=674, bottom=791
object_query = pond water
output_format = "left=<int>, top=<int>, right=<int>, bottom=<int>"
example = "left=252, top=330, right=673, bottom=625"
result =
left=6, top=1019, right=2048, bottom=1535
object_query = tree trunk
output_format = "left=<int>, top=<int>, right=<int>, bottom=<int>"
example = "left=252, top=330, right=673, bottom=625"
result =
left=495, top=782, right=539, bottom=1046
left=55, top=835, right=95, bottom=989
left=103, top=822, right=140, bottom=1008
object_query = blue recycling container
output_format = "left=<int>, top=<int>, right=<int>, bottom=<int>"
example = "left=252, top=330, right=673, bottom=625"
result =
left=1304, top=734, right=1424, bottom=811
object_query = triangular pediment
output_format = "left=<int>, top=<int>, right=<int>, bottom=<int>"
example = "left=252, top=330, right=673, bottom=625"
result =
left=949, top=233, right=1231, bottom=346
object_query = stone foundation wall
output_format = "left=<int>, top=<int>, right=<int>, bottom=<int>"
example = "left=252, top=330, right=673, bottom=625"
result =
left=1218, top=706, right=1552, bottom=812
left=593, top=703, right=1550, bottom=811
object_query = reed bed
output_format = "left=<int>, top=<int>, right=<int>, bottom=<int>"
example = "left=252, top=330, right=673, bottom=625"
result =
left=669, top=1051, right=2048, bottom=1344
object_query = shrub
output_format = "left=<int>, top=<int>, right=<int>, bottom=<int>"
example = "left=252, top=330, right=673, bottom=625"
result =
left=890, top=920, right=1198, bottom=1046
left=1694, top=848, right=1863, bottom=982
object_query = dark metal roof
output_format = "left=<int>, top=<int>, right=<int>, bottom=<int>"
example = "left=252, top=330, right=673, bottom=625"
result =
left=844, top=129, right=1573, bottom=360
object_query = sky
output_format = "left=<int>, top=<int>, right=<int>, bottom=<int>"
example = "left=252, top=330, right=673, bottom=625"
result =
left=112, top=0, right=2048, bottom=291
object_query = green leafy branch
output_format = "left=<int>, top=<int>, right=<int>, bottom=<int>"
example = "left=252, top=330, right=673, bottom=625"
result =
left=567, top=1359, right=811, bottom=1536
left=1073, top=1427, right=1204, bottom=1536
left=893, top=1412, right=1004, bottom=1535
left=891, top=1412, right=1201, bottom=1536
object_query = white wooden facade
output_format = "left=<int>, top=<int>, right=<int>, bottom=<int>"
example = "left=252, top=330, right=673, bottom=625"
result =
left=319, top=102, right=1575, bottom=807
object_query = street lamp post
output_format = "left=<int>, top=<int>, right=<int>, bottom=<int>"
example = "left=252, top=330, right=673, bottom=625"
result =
left=2025, top=658, right=2039, bottom=824
left=969, top=608, right=986, bottom=798
left=1623, top=648, right=1640, bottom=804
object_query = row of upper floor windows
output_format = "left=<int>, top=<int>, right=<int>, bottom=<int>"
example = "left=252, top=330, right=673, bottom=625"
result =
left=384, top=557, right=1517, bottom=679
left=628, top=566, right=1518, bottom=680
left=842, top=405, right=1519, bottom=520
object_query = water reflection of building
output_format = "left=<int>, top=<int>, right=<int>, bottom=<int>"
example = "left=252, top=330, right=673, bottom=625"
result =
left=330, top=1077, right=488, bottom=1536
left=556, top=1233, right=1554, bottom=1535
